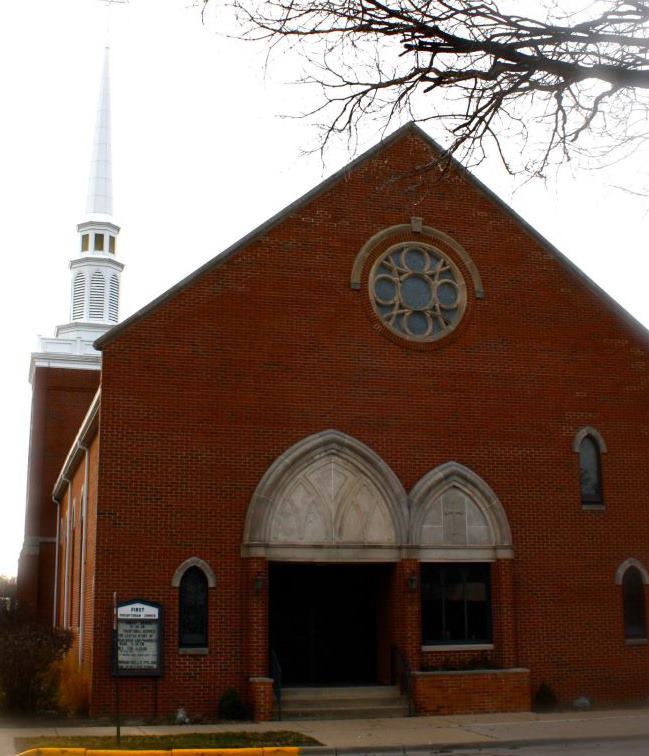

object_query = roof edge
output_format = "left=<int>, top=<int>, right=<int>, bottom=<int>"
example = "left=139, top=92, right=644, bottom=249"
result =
left=52, top=389, right=101, bottom=501
left=96, top=120, right=649, bottom=351
left=95, top=122, right=420, bottom=349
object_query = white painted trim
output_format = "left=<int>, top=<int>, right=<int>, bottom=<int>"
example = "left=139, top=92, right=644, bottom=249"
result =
left=615, top=558, right=649, bottom=585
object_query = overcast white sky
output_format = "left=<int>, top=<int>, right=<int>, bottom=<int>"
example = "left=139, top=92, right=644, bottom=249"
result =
left=1, top=0, right=648, bottom=577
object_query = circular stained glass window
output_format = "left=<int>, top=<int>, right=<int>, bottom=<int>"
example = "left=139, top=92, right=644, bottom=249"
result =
left=369, top=243, right=467, bottom=342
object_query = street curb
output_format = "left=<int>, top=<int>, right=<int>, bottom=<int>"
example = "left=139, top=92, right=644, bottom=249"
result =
left=300, top=732, right=649, bottom=753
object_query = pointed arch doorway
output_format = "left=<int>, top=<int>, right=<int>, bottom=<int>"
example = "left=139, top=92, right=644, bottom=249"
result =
left=243, top=430, right=408, bottom=686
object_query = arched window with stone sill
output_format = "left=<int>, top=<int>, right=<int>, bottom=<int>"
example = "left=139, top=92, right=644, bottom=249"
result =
left=616, top=559, right=649, bottom=642
left=172, top=557, right=216, bottom=651
left=409, top=462, right=512, bottom=647
left=573, top=427, right=606, bottom=507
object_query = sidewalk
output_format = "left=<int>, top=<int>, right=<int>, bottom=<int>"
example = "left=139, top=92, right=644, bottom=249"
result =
left=4, top=708, right=649, bottom=756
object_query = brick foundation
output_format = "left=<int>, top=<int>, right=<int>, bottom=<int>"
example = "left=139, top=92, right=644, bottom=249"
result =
left=412, top=668, right=531, bottom=715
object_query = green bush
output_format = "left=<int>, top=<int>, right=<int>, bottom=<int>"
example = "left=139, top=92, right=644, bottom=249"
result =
left=218, top=688, right=249, bottom=720
left=533, top=682, right=558, bottom=712
left=0, top=606, right=71, bottom=711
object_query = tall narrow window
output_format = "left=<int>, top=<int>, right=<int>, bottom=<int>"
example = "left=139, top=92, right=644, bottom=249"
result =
left=179, top=566, right=208, bottom=648
left=94, top=233, right=104, bottom=251
left=109, top=235, right=116, bottom=254
left=579, top=435, right=603, bottom=505
left=421, top=563, right=491, bottom=645
left=623, top=567, right=646, bottom=640
left=81, top=234, right=89, bottom=252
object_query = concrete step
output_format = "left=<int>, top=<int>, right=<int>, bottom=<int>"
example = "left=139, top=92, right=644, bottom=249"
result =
left=281, top=685, right=401, bottom=700
left=274, top=685, right=409, bottom=721
left=278, top=704, right=409, bottom=720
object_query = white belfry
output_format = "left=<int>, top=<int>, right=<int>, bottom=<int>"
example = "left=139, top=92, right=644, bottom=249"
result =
left=30, top=46, right=124, bottom=378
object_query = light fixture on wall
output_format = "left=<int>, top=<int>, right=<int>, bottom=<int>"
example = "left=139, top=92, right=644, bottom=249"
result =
left=254, top=573, right=264, bottom=595
left=408, top=573, right=418, bottom=593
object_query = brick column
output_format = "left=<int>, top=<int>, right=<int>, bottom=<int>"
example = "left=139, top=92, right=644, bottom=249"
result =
left=391, top=559, right=421, bottom=672
left=244, top=558, right=269, bottom=679
left=249, top=676, right=274, bottom=722
left=491, top=558, right=516, bottom=668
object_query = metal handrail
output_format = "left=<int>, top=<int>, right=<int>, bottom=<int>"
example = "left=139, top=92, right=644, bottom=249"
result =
left=391, top=644, right=413, bottom=716
left=270, top=648, right=282, bottom=721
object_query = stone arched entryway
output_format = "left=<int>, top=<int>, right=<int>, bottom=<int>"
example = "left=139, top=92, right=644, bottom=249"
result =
left=243, top=431, right=516, bottom=715
left=243, top=430, right=408, bottom=686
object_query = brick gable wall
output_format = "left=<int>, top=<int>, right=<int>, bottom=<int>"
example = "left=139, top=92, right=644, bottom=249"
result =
left=86, top=128, right=649, bottom=716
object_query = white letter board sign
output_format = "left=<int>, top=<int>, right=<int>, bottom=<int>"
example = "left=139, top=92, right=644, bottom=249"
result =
left=113, top=600, right=163, bottom=677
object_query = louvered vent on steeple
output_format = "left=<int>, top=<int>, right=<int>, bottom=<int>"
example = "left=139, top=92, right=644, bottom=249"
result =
left=72, top=273, right=86, bottom=320
left=108, top=274, right=119, bottom=322
left=89, top=271, right=106, bottom=320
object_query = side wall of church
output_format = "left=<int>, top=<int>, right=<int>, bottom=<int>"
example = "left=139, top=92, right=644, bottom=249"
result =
left=89, top=129, right=649, bottom=717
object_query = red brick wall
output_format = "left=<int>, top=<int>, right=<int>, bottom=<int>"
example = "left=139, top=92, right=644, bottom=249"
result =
left=18, top=367, right=99, bottom=622
left=412, top=669, right=530, bottom=715
left=87, top=127, right=649, bottom=716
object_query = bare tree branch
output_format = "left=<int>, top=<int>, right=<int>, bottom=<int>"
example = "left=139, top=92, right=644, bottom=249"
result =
left=204, top=0, right=649, bottom=175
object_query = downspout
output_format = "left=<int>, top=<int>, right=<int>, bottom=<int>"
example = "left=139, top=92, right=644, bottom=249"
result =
left=52, top=497, right=61, bottom=628
left=62, top=476, right=71, bottom=629
left=78, top=444, right=90, bottom=666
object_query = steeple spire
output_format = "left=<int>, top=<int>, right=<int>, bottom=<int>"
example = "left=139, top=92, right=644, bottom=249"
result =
left=29, top=43, right=125, bottom=381
left=86, top=46, right=113, bottom=218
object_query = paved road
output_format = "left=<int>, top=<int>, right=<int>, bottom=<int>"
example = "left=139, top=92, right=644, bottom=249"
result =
left=352, top=740, right=649, bottom=756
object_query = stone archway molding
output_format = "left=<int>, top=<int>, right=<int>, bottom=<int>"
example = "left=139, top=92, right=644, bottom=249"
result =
left=572, top=426, right=608, bottom=453
left=171, top=556, right=217, bottom=588
left=242, top=429, right=409, bottom=562
left=408, top=461, right=513, bottom=560
left=615, top=557, right=649, bottom=585
left=350, top=221, right=485, bottom=299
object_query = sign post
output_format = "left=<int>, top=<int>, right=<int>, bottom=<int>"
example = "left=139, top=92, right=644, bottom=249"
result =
left=112, top=592, right=121, bottom=746
left=112, top=598, right=163, bottom=738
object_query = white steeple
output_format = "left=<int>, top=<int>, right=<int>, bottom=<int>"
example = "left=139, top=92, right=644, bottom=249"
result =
left=86, top=47, right=114, bottom=218
left=30, top=45, right=125, bottom=380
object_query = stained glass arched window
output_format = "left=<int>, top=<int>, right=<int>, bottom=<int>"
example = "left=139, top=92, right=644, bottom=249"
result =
left=579, top=435, right=603, bottom=505
left=623, top=566, right=647, bottom=640
left=179, top=566, right=208, bottom=648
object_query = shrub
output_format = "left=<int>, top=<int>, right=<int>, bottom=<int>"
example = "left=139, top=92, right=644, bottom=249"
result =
left=534, top=682, right=558, bottom=712
left=218, top=688, right=248, bottom=720
left=49, top=652, right=90, bottom=715
left=0, top=606, right=71, bottom=711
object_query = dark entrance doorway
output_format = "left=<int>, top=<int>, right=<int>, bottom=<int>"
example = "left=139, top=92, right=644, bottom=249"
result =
left=269, top=563, right=387, bottom=685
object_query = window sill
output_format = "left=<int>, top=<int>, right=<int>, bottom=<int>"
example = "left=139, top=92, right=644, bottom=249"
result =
left=625, top=638, right=648, bottom=646
left=179, top=647, right=208, bottom=655
left=581, top=504, right=605, bottom=512
left=422, top=643, right=494, bottom=652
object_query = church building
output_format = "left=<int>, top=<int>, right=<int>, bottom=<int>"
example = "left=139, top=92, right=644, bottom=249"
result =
left=17, top=44, right=649, bottom=722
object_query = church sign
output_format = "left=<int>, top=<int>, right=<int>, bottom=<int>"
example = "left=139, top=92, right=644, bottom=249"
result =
left=113, top=600, right=163, bottom=677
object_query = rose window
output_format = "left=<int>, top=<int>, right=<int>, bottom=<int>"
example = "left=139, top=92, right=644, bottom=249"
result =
left=370, top=243, right=467, bottom=342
